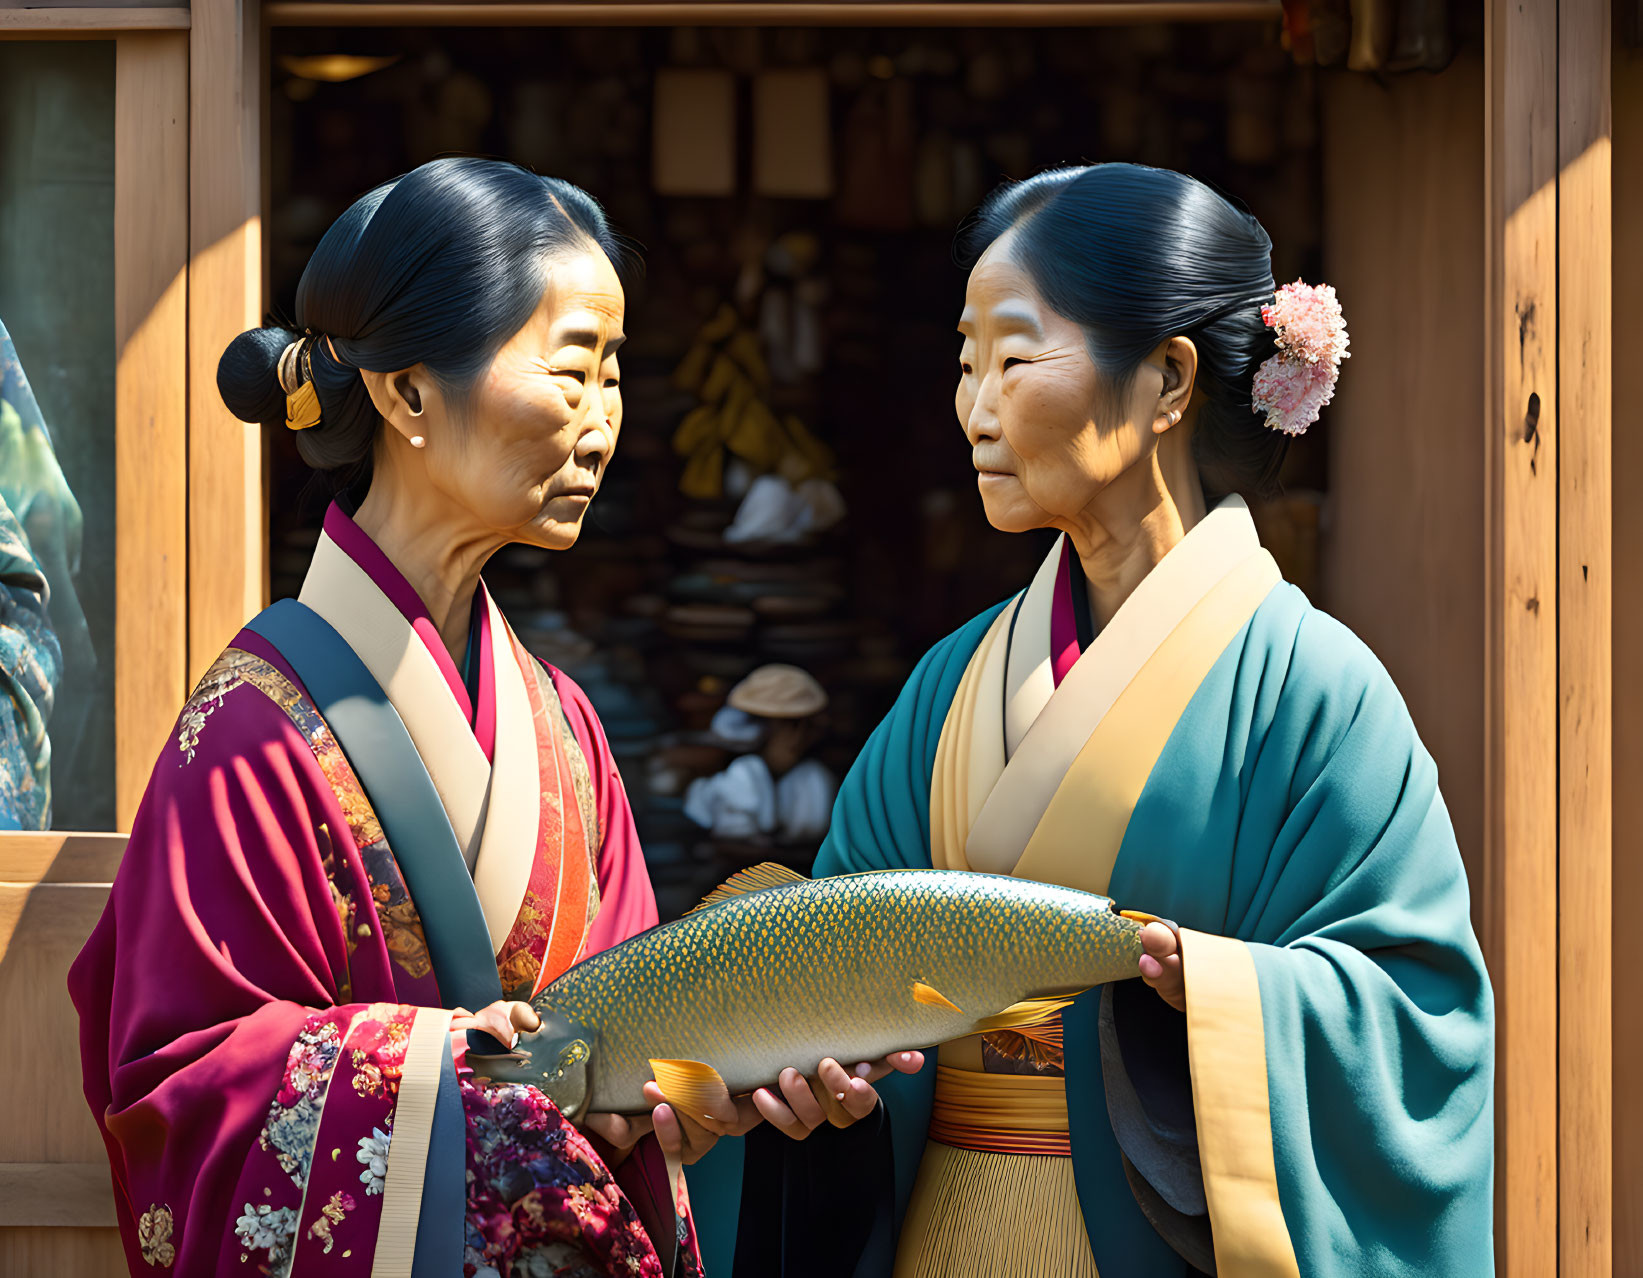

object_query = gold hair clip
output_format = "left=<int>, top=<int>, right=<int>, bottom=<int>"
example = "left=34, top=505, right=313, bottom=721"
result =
left=277, top=336, right=322, bottom=432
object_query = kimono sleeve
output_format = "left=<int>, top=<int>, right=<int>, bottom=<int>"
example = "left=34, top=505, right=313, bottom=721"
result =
left=68, top=674, right=463, bottom=1278
left=1122, top=605, right=1494, bottom=1278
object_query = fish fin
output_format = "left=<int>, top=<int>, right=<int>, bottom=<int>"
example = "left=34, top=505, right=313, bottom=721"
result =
left=911, top=981, right=963, bottom=1014
left=687, top=862, right=811, bottom=914
left=649, top=1058, right=733, bottom=1125
left=971, top=994, right=1086, bottom=1034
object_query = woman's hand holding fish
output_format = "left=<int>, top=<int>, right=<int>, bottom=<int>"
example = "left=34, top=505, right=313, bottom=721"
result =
left=750, top=1052, right=926, bottom=1141
left=450, top=999, right=541, bottom=1047
left=1138, top=921, right=1186, bottom=1011
left=581, top=1086, right=738, bottom=1168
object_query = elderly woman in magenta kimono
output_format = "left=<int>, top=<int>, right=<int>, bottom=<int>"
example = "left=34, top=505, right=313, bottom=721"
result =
left=693, top=164, right=1494, bottom=1277
left=69, top=159, right=918, bottom=1278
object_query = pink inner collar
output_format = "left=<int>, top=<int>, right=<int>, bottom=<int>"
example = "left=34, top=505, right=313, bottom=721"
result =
left=1049, top=539, right=1082, bottom=688
left=323, top=503, right=497, bottom=760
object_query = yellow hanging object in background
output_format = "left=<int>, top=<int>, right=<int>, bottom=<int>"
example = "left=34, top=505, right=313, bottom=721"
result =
left=699, top=303, right=739, bottom=345
left=725, top=329, right=770, bottom=386
left=700, top=351, right=739, bottom=404
left=668, top=304, right=824, bottom=499
left=679, top=446, right=725, bottom=501
left=727, top=399, right=784, bottom=472
left=671, top=342, right=714, bottom=395
left=672, top=405, right=721, bottom=457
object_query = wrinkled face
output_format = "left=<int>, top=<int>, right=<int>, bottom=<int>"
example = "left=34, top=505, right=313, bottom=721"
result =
left=426, top=247, right=625, bottom=551
left=955, top=231, right=1162, bottom=535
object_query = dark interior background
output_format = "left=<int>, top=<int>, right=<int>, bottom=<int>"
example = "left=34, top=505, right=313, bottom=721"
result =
left=266, top=23, right=1325, bottom=918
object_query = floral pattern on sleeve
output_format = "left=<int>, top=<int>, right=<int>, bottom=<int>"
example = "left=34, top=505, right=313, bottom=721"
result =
left=461, top=1078, right=702, bottom=1278
left=227, top=1003, right=418, bottom=1277
left=233, top=1011, right=356, bottom=1275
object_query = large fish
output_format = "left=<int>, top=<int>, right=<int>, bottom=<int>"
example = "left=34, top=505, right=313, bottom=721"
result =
left=476, top=863, right=1165, bottom=1123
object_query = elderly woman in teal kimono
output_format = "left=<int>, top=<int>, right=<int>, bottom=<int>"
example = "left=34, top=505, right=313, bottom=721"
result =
left=693, top=163, right=1494, bottom=1277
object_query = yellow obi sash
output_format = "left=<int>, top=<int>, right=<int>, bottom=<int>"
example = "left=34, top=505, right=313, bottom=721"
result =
left=901, top=1058, right=1094, bottom=1276
left=926, top=1065, right=1071, bottom=1157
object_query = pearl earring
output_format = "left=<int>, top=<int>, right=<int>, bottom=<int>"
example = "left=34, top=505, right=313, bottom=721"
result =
left=410, top=435, right=426, bottom=449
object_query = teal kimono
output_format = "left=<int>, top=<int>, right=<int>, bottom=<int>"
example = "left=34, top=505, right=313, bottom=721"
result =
left=690, top=497, right=1493, bottom=1277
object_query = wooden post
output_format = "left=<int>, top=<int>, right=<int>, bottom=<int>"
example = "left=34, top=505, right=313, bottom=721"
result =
left=1611, top=29, right=1643, bottom=1275
left=1484, top=0, right=1559, bottom=1271
left=1558, top=0, right=1614, bottom=1271
left=188, top=0, right=264, bottom=686
left=114, top=32, right=189, bottom=831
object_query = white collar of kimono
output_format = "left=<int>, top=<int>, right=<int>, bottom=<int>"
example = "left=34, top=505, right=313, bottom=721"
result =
left=965, top=495, right=1262, bottom=873
left=299, top=532, right=541, bottom=951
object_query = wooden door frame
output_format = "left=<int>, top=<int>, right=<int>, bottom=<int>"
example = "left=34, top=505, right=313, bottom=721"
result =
left=1484, top=0, right=1614, bottom=1274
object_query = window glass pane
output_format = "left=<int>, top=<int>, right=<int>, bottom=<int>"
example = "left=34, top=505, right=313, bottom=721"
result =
left=0, top=42, right=116, bottom=831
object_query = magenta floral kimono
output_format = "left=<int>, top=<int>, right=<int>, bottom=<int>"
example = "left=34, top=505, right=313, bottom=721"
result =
left=70, top=504, right=701, bottom=1278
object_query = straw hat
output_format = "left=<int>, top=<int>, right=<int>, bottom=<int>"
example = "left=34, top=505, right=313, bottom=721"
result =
left=726, top=664, right=828, bottom=719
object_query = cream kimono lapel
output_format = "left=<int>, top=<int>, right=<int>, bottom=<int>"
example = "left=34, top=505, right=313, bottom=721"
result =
left=931, top=498, right=1281, bottom=897
left=299, top=532, right=597, bottom=997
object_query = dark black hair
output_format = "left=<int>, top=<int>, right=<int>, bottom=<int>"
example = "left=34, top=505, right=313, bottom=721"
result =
left=218, top=157, right=631, bottom=495
left=958, top=164, right=1288, bottom=499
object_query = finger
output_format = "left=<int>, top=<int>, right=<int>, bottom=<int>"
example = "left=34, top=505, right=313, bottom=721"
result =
left=726, top=1094, right=767, bottom=1138
left=669, top=1106, right=722, bottom=1163
left=651, top=1091, right=718, bottom=1147
left=777, top=1068, right=827, bottom=1130
left=853, top=1051, right=917, bottom=1085
left=811, top=1059, right=855, bottom=1129
left=471, top=1006, right=517, bottom=1047
left=840, top=1076, right=878, bottom=1122
left=1139, top=954, right=1164, bottom=981
left=651, top=1103, right=686, bottom=1156
left=641, top=1081, right=736, bottom=1133
left=750, top=1087, right=811, bottom=1140
left=1140, top=921, right=1179, bottom=959
left=816, top=1058, right=852, bottom=1094
left=508, top=1001, right=542, bottom=1033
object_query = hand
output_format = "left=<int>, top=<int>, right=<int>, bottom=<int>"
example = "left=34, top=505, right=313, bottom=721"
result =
left=645, top=1086, right=729, bottom=1166
left=1138, top=921, right=1186, bottom=1012
left=748, top=1052, right=927, bottom=1142
left=577, top=1051, right=927, bottom=1166
left=450, top=999, right=541, bottom=1048
left=581, top=1080, right=742, bottom=1169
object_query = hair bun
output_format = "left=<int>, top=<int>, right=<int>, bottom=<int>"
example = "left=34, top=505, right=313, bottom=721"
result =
left=218, top=325, right=297, bottom=429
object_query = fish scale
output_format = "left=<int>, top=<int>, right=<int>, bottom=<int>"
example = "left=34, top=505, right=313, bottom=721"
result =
left=484, top=867, right=1156, bottom=1119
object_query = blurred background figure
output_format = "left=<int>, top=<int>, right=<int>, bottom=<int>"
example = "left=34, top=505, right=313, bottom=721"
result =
left=0, top=318, right=92, bottom=829
left=685, top=663, right=837, bottom=845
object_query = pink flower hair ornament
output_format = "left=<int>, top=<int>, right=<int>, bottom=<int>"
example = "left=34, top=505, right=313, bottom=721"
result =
left=1249, top=280, right=1350, bottom=437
